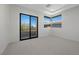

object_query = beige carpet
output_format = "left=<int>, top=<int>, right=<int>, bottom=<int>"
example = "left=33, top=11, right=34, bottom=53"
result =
left=2, top=35, right=79, bottom=55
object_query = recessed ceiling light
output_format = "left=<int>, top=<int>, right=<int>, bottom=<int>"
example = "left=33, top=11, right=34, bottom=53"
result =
left=46, top=4, right=51, bottom=8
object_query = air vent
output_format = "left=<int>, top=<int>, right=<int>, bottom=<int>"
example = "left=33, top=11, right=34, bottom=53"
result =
left=46, top=4, right=51, bottom=8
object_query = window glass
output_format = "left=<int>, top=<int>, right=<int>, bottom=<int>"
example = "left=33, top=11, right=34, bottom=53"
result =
left=51, top=15, right=62, bottom=28
left=44, top=16, right=51, bottom=28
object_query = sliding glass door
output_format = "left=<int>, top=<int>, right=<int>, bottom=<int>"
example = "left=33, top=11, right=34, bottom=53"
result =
left=20, top=13, right=38, bottom=41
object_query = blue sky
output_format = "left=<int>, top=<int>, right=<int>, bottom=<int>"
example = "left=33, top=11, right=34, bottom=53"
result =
left=52, top=15, right=62, bottom=22
left=21, top=15, right=29, bottom=24
left=31, top=17, right=37, bottom=27
left=44, top=15, right=62, bottom=24
left=21, top=14, right=37, bottom=27
left=44, top=17, right=51, bottom=24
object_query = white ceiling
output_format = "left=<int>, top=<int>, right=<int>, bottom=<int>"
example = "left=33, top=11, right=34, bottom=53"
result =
left=17, top=4, right=78, bottom=15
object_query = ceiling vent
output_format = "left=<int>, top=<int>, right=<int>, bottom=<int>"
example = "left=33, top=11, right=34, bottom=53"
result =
left=46, top=4, right=51, bottom=8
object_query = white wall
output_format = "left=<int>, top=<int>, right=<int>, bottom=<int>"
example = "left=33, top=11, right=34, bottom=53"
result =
left=10, top=5, right=51, bottom=42
left=0, top=4, right=51, bottom=54
left=0, top=5, right=10, bottom=54
left=50, top=5, right=79, bottom=42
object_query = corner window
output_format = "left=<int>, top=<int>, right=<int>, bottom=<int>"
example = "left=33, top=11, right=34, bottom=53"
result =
left=51, top=15, right=62, bottom=28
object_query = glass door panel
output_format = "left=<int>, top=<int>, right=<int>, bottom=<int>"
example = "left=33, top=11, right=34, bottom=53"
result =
left=20, top=14, right=30, bottom=40
left=31, top=16, right=38, bottom=37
